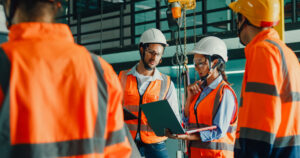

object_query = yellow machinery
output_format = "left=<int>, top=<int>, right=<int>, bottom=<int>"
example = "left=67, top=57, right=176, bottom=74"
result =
left=274, top=0, right=285, bottom=41
left=168, top=0, right=196, bottom=18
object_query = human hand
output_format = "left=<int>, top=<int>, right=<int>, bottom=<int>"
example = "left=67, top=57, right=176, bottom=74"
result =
left=187, top=80, right=203, bottom=99
left=165, top=129, right=200, bottom=141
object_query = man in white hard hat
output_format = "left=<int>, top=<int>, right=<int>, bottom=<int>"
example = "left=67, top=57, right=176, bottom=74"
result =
left=118, top=28, right=180, bottom=158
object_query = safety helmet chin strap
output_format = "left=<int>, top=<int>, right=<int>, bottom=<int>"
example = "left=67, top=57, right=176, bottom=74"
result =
left=200, top=56, right=222, bottom=87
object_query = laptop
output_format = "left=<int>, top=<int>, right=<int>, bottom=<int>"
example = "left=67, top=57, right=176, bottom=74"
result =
left=140, top=100, right=216, bottom=136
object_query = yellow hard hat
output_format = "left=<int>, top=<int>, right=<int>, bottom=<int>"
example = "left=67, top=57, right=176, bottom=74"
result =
left=229, top=0, right=280, bottom=27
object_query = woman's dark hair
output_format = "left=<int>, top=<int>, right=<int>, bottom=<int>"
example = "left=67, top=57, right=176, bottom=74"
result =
left=207, top=55, right=231, bottom=85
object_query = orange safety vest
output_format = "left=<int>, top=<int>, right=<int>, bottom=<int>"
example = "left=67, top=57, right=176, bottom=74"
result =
left=188, top=80, right=238, bottom=158
left=236, top=28, right=300, bottom=157
left=119, top=69, right=171, bottom=144
left=0, top=23, right=131, bottom=158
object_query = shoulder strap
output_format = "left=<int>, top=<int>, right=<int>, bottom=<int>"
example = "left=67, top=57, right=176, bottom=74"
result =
left=159, top=73, right=171, bottom=100
left=264, top=39, right=297, bottom=103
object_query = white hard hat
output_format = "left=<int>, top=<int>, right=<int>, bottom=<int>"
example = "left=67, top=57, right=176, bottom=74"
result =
left=189, top=36, right=228, bottom=62
left=140, top=28, right=168, bottom=46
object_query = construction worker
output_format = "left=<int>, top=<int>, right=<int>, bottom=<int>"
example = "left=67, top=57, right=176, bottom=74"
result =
left=167, top=36, right=238, bottom=158
left=118, top=28, right=180, bottom=158
left=0, top=0, right=131, bottom=157
left=229, top=0, right=300, bottom=157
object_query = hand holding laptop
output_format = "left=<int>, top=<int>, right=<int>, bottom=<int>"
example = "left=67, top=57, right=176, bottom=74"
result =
left=164, top=126, right=217, bottom=141
left=165, top=129, right=200, bottom=141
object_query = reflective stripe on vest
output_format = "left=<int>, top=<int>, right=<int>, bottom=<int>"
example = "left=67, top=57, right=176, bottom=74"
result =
left=127, top=124, right=154, bottom=132
left=121, top=70, right=171, bottom=144
left=0, top=52, right=113, bottom=157
left=244, top=40, right=300, bottom=102
left=239, top=127, right=300, bottom=148
left=190, top=141, right=234, bottom=151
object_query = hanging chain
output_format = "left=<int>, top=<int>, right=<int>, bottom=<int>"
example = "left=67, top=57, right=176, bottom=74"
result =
left=183, top=7, right=187, bottom=56
left=193, top=7, right=196, bottom=45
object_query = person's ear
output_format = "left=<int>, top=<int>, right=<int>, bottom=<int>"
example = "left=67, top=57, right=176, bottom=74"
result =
left=211, top=59, right=219, bottom=69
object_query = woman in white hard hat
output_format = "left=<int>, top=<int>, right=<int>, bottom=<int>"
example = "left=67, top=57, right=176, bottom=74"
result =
left=168, top=36, right=238, bottom=158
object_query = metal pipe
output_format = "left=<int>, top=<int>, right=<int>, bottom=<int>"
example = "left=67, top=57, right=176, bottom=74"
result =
left=202, top=0, right=207, bottom=34
left=156, top=0, right=161, bottom=29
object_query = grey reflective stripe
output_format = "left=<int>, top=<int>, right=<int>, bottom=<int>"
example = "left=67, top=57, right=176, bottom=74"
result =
left=239, top=127, right=300, bottom=148
left=265, top=40, right=300, bottom=103
left=274, top=135, right=300, bottom=148
left=91, top=54, right=108, bottom=140
left=188, top=123, right=210, bottom=129
left=0, top=53, right=109, bottom=157
left=124, top=124, right=142, bottom=158
left=159, top=74, right=170, bottom=100
left=105, top=126, right=127, bottom=146
left=289, top=92, right=300, bottom=102
left=127, top=124, right=137, bottom=131
left=120, top=70, right=129, bottom=90
left=189, top=141, right=234, bottom=151
left=127, top=124, right=154, bottom=132
left=239, top=127, right=276, bottom=144
left=0, top=47, right=10, bottom=95
left=245, top=82, right=279, bottom=96
left=125, top=105, right=139, bottom=112
left=227, top=125, right=237, bottom=133
left=212, top=83, right=225, bottom=120
left=265, top=40, right=288, bottom=79
left=10, top=137, right=106, bottom=157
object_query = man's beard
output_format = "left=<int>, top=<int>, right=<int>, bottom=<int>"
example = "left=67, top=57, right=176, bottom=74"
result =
left=142, top=58, right=154, bottom=71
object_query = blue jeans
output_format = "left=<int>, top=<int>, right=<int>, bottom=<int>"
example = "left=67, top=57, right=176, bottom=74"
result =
left=138, top=141, right=169, bottom=158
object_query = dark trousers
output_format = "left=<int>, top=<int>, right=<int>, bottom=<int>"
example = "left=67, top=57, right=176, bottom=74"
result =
left=137, top=140, right=169, bottom=158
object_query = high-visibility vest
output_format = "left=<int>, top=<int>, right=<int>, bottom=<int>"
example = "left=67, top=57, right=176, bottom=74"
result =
left=188, top=80, right=238, bottom=158
left=119, top=70, right=171, bottom=144
left=236, top=28, right=300, bottom=157
left=0, top=23, right=131, bottom=158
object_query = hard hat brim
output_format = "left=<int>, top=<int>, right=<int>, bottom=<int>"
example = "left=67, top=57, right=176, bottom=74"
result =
left=229, top=1, right=239, bottom=13
left=188, top=50, right=210, bottom=56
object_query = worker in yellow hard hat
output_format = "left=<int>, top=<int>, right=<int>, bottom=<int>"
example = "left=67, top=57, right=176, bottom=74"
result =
left=229, top=0, right=300, bottom=157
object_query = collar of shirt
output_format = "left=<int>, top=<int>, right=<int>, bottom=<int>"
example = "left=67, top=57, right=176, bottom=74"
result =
left=127, top=63, right=163, bottom=81
left=245, top=28, right=280, bottom=60
left=206, top=75, right=223, bottom=90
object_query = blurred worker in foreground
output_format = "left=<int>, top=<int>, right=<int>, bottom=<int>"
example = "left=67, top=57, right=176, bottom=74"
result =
left=0, top=0, right=131, bottom=157
left=229, top=0, right=300, bottom=157
left=167, top=36, right=238, bottom=158
left=118, top=28, right=180, bottom=158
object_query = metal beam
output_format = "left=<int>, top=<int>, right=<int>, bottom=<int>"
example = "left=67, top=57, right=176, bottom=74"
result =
left=110, top=42, right=300, bottom=72
left=156, top=0, right=161, bottom=29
